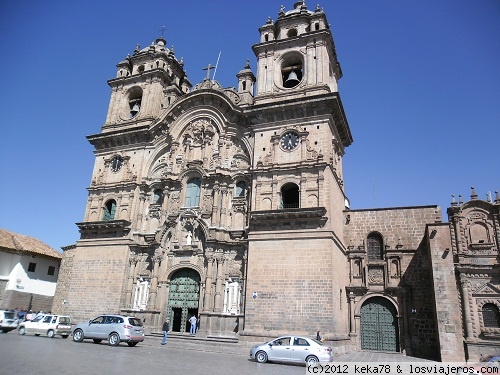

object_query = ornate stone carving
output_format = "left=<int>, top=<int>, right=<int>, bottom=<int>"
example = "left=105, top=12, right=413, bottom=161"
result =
left=368, top=267, right=384, bottom=284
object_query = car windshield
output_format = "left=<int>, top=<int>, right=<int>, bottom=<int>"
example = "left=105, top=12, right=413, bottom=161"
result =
left=59, top=317, right=70, bottom=324
left=31, top=316, right=43, bottom=322
left=127, top=318, right=143, bottom=327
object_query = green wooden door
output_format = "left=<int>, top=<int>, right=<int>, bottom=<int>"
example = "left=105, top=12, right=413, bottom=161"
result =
left=360, top=297, right=398, bottom=352
left=167, top=269, right=200, bottom=332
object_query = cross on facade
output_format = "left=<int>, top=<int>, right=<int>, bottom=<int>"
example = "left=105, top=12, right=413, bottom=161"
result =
left=159, top=26, right=167, bottom=38
left=202, top=64, right=215, bottom=80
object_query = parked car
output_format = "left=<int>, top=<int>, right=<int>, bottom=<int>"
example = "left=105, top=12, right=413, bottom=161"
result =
left=18, top=314, right=72, bottom=338
left=250, top=335, right=333, bottom=366
left=72, top=314, right=144, bottom=347
left=0, top=310, right=18, bottom=333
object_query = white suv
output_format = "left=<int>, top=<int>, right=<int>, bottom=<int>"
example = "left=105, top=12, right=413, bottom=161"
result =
left=0, top=310, right=18, bottom=333
left=18, top=314, right=72, bottom=338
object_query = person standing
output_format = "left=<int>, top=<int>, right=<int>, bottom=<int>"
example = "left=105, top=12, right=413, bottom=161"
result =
left=189, top=314, right=197, bottom=335
left=161, top=318, right=169, bottom=346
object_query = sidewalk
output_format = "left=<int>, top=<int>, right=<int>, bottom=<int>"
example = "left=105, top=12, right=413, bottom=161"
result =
left=142, top=334, right=436, bottom=362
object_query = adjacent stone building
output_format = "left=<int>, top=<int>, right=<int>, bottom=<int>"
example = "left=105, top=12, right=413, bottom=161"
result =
left=53, top=1, right=499, bottom=362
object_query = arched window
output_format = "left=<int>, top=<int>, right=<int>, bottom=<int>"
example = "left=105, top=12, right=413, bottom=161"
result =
left=128, top=86, right=142, bottom=118
left=483, top=303, right=500, bottom=328
left=281, top=183, right=299, bottom=209
left=103, top=200, right=116, bottom=221
left=185, top=177, right=201, bottom=207
left=235, top=181, right=246, bottom=198
left=367, top=233, right=383, bottom=261
left=153, top=189, right=164, bottom=205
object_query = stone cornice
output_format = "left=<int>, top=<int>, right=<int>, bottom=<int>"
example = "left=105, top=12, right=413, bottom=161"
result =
left=245, top=93, right=352, bottom=148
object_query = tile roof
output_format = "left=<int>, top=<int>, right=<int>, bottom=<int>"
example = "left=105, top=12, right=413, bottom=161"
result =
left=0, top=228, right=62, bottom=259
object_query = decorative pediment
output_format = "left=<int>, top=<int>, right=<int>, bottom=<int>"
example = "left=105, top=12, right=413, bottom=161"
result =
left=473, top=283, right=500, bottom=296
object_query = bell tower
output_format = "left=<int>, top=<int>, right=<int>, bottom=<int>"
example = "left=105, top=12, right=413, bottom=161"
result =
left=243, top=1, right=353, bottom=341
left=252, top=1, right=342, bottom=105
left=103, top=37, right=192, bottom=132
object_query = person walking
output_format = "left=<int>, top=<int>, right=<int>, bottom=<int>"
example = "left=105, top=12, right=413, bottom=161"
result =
left=161, top=318, right=169, bottom=346
left=189, top=314, right=197, bottom=335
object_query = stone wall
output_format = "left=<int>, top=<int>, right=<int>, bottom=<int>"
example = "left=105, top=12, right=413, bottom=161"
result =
left=244, top=232, right=349, bottom=339
left=2, top=290, right=53, bottom=313
left=426, top=223, right=465, bottom=361
left=52, top=242, right=130, bottom=323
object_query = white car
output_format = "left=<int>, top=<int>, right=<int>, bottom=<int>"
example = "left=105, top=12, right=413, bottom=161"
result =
left=250, top=335, right=333, bottom=366
left=18, top=314, right=72, bottom=338
left=0, top=310, right=18, bottom=333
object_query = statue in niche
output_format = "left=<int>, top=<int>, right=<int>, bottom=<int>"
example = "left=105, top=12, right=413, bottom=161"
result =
left=186, top=231, right=193, bottom=245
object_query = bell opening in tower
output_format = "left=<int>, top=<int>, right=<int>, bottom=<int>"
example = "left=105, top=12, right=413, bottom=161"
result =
left=281, top=53, right=303, bottom=88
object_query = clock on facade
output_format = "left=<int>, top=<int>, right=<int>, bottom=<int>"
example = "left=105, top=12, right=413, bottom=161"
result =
left=110, top=156, right=123, bottom=172
left=280, top=131, right=300, bottom=150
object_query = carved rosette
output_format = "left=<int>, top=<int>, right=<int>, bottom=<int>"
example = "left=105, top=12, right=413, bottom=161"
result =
left=368, top=266, right=384, bottom=284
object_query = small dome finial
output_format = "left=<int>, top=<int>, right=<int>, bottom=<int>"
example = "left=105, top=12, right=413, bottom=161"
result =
left=451, top=194, right=457, bottom=207
left=471, top=186, right=478, bottom=200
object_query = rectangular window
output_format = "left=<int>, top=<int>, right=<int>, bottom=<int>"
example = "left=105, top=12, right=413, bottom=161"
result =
left=48, top=266, right=55, bottom=276
left=28, top=262, right=37, bottom=272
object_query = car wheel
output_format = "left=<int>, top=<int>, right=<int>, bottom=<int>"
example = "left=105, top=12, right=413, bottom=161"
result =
left=72, top=329, right=84, bottom=342
left=18, top=327, right=26, bottom=335
left=256, top=351, right=268, bottom=363
left=306, top=355, right=319, bottom=367
left=127, top=342, right=138, bottom=347
left=47, top=330, right=55, bottom=338
left=108, top=332, right=120, bottom=346
left=93, top=339, right=102, bottom=344
left=62, top=335, right=69, bottom=339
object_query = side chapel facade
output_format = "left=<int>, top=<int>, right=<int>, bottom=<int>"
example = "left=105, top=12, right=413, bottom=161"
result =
left=53, top=1, right=500, bottom=362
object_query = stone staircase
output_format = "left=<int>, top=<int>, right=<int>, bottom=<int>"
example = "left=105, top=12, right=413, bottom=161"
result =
left=146, top=331, right=244, bottom=353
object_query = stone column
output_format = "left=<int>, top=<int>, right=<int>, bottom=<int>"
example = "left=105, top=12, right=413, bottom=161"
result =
left=125, top=256, right=138, bottom=308
left=213, top=252, right=225, bottom=312
left=220, top=188, right=228, bottom=228
left=348, top=293, right=356, bottom=335
left=203, top=251, right=215, bottom=312
left=460, top=277, right=474, bottom=340
left=211, top=185, right=220, bottom=224
left=148, top=255, right=161, bottom=309
left=452, top=215, right=465, bottom=254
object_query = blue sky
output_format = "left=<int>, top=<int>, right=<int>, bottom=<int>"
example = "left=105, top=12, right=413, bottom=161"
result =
left=1, top=0, right=499, bottom=251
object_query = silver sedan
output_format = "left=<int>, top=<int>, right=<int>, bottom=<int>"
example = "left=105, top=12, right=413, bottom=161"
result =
left=250, top=335, right=333, bottom=366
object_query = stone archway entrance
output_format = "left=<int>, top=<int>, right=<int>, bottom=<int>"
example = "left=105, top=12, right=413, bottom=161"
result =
left=360, top=297, right=399, bottom=352
left=167, top=268, right=200, bottom=333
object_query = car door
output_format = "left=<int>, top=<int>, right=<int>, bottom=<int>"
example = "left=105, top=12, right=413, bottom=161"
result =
left=37, top=315, right=53, bottom=335
left=290, top=336, right=311, bottom=362
left=86, top=316, right=105, bottom=338
left=101, top=316, right=115, bottom=338
left=24, top=315, right=41, bottom=334
left=268, top=336, right=292, bottom=362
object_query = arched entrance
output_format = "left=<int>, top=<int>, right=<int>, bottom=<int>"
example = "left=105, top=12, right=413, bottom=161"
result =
left=360, top=297, right=399, bottom=352
left=167, top=268, right=200, bottom=333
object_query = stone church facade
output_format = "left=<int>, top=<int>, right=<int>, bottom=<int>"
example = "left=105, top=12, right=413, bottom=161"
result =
left=52, top=1, right=499, bottom=362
